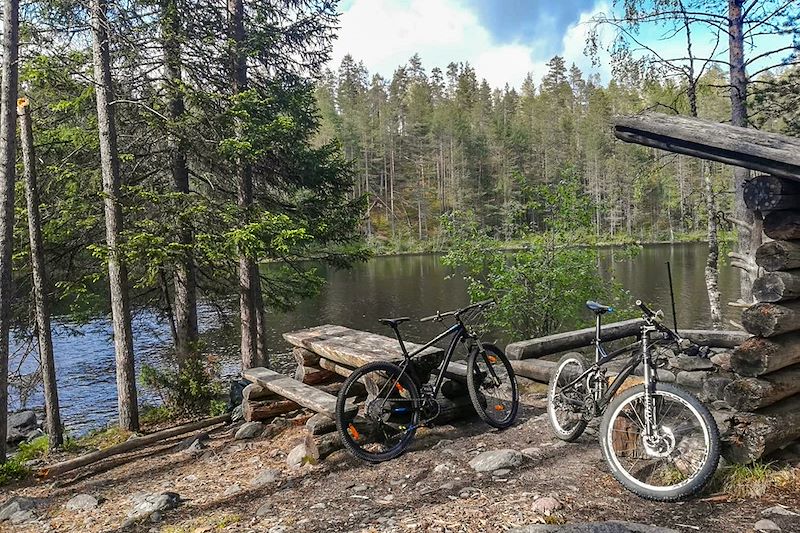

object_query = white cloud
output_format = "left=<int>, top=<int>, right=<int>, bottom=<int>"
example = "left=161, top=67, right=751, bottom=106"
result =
left=331, top=0, right=612, bottom=90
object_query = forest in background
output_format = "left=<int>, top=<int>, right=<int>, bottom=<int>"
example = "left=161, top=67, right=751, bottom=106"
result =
left=315, top=53, right=799, bottom=250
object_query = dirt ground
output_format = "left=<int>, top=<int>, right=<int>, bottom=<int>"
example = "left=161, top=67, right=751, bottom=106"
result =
left=3, top=392, right=799, bottom=533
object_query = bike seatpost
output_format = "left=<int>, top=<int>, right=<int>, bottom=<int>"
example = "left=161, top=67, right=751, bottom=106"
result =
left=389, top=325, right=411, bottom=359
left=595, top=313, right=602, bottom=363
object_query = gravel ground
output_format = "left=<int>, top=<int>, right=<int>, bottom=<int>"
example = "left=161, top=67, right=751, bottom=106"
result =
left=2, top=393, right=799, bottom=533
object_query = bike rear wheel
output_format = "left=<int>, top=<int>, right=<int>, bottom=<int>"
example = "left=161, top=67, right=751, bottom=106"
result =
left=599, top=382, right=720, bottom=501
left=547, top=352, right=590, bottom=442
left=466, top=343, right=519, bottom=428
left=335, top=361, right=420, bottom=463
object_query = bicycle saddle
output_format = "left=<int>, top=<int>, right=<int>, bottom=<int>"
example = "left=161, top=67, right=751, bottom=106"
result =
left=586, top=301, right=613, bottom=314
left=378, top=317, right=411, bottom=327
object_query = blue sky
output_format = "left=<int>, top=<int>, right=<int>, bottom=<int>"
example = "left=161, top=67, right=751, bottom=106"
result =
left=330, top=0, right=797, bottom=90
left=331, top=0, right=612, bottom=88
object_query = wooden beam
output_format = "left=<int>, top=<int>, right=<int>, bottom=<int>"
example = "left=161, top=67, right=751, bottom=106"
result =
left=677, top=329, right=749, bottom=348
left=755, top=240, right=800, bottom=272
left=753, top=270, right=800, bottom=303
left=723, top=364, right=800, bottom=411
left=763, top=210, right=800, bottom=241
left=505, top=319, right=643, bottom=360
left=509, top=359, right=556, bottom=382
left=614, top=113, right=800, bottom=180
left=722, top=395, right=800, bottom=464
left=243, top=367, right=350, bottom=419
left=731, top=332, right=800, bottom=376
left=741, top=301, right=800, bottom=337
left=283, top=325, right=443, bottom=369
left=743, top=175, right=800, bottom=211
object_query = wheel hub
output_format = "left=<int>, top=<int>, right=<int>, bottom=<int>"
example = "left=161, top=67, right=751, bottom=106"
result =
left=642, top=426, right=676, bottom=458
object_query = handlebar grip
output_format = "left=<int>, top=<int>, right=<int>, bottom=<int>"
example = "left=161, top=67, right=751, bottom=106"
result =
left=420, top=314, right=438, bottom=323
left=636, top=299, right=656, bottom=318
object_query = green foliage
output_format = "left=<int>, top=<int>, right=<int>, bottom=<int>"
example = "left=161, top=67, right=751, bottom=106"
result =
left=0, top=459, right=29, bottom=486
left=140, top=358, right=224, bottom=418
left=0, top=435, right=50, bottom=486
left=442, top=176, right=631, bottom=339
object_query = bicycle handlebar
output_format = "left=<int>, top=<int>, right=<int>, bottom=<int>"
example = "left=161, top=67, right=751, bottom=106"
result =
left=636, top=299, right=682, bottom=343
left=420, top=299, right=495, bottom=323
left=636, top=299, right=655, bottom=318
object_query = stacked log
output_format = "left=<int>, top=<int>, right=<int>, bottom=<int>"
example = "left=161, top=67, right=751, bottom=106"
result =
left=716, top=174, right=800, bottom=461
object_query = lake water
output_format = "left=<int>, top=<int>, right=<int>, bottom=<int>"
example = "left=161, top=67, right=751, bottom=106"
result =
left=9, top=242, right=741, bottom=433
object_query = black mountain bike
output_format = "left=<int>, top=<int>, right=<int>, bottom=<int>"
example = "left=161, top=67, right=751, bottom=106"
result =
left=335, top=300, right=519, bottom=463
left=547, top=300, right=720, bottom=501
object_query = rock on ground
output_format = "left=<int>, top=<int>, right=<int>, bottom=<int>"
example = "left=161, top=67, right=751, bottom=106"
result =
left=250, top=468, right=280, bottom=487
left=234, top=421, right=264, bottom=440
left=0, top=496, right=35, bottom=521
left=65, top=493, right=100, bottom=511
left=468, top=449, right=523, bottom=472
left=511, top=522, right=678, bottom=533
left=123, top=491, right=181, bottom=526
left=287, top=432, right=319, bottom=468
left=531, top=496, right=563, bottom=515
left=754, top=518, right=782, bottom=532
left=7, top=411, right=38, bottom=444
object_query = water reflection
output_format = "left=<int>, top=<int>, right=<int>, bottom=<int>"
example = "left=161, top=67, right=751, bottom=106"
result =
left=9, top=242, right=738, bottom=432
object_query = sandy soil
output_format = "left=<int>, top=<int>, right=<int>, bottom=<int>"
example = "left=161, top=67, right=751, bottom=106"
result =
left=3, top=393, right=799, bottom=533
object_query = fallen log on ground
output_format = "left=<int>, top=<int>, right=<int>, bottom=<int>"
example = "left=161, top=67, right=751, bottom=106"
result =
left=756, top=240, right=800, bottom=272
left=742, top=301, right=800, bottom=337
left=723, top=364, right=800, bottom=411
left=506, top=319, right=643, bottom=359
left=731, top=332, right=800, bottom=376
left=40, top=414, right=231, bottom=478
left=753, top=270, right=800, bottom=303
left=722, top=394, right=800, bottom=463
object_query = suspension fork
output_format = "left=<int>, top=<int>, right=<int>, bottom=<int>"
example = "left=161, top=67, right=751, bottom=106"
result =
left=641, top=325, right=658, bottom=437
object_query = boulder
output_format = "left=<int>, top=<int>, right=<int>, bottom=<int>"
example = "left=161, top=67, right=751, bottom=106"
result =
left=250, top=468, right=280, bottom=487
left=676, top=370, right=711, bottom=390
left=531, top=496, right=562, bottom=515
left=468, top=449, right=523, bottom=472
left=6, top=411, right=38, bottom=444
left=0, top=497, right=35, bottom=522
left=710, top=352, right=732, bottom=372
left=65, top=494, right=100, bottom=511
left=124, top=491, right=181, bottom=526
left=754, top=519, right=782, bottom=532
left=234, top=421, right=264, bottom=440
left=669, top=354, right=714, bottom=371
left=287, top=432, right=319, bottom=469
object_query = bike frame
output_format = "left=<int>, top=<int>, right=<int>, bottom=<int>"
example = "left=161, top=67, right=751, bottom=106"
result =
left=559, top=313, right=662, bottom=435
left=385, top=318, right=480, bottom=398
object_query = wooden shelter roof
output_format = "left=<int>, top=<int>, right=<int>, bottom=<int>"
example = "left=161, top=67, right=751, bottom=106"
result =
left=613, top=112, right=800, bottom=180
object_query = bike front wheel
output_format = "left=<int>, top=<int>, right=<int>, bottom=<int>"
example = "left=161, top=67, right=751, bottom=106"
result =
left=547, top=352, right=589, bottom=442
left=599, top=382, right=720, bottom=501
left=335, top=361, right=420, bottom=463
left=466, top=343, right=519, bottom=429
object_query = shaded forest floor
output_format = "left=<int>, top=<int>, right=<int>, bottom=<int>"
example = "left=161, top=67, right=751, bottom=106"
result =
left=3, top=391, right=799, bottom=533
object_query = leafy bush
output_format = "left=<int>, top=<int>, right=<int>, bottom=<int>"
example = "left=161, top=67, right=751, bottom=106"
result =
left=140, top=357, right=225, bottom=418
left=0, top=435, right=50, bottom=486
left=442, top=176, right=631, bottom=339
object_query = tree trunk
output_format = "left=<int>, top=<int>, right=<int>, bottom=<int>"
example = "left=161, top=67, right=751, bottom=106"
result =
left=729, top=0, right=756, bottom=302
left=722, top=394, right=800, bottom=464
left=703, top=161, right=722, bottom=325
left=161, top=0, right=198, bottom=365
left=0, top=0, right=20, bottom=461
left=18, top=100, right=63, bottom=449
left=91, top=0, right=139, bottom=431
left=228, top=0, right=264, bottom=369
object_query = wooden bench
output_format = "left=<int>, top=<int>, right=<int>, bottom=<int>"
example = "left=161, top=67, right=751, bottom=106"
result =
left=243, top=367, right=354, bottom=419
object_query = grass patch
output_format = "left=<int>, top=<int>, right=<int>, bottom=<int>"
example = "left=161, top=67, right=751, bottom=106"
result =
left=713, top=461, right=800, bottom=498
left=140, top=405, right=176, bottom=427
left=161, top=513, right=242, bottom=532
left=78, top=426, right=133, bottom=450
left=0, top=435, right=51, bottom=486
